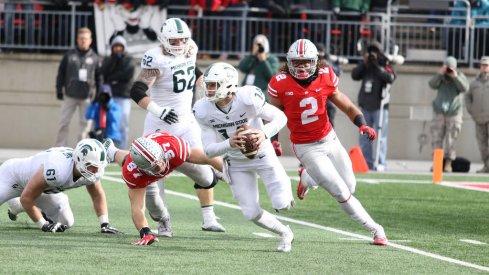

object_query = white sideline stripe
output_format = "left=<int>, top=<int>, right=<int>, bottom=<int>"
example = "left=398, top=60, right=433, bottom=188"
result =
left=253, top=232, right=275, bottom=238
left=460, top=239, right=487, bottom=245
left=338, top=237, right=412, bottom=243
left=102, top=175, right=489, bottom=272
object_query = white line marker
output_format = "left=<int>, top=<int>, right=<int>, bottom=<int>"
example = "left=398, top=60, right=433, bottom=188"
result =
left=338, top=237, right=412, bottom=243
left=253, top=232, right=275, bottom=238
left=103, top=175, right=489, bottom=272
left=460, top=239, right=487, bottom=245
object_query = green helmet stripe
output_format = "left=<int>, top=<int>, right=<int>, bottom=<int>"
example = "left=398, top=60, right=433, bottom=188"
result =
left=175, top=19, right=183, bottom=34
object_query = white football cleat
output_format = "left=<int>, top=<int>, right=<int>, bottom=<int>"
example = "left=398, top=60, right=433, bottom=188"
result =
left=277, top=225, right=294, bottom=252
left=372, top=225, right=388, bottom=246
left=158, top=216, right=173, bottom=238
left=201, top=220, right=226, bottom=232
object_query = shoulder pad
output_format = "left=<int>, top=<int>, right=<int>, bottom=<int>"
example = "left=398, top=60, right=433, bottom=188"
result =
left=238, top=85, right=266, bottom=109
left=141, top=47, right=165, bottom=70
left=192, top=99, right=210, bottom=120
left=43, top=153, right=70, bottom=187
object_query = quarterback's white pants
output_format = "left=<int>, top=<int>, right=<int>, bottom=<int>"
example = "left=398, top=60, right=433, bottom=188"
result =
left=227, top=145, right=293, bottom=220
left=143, top=114, right=214, bottom=219
left=293, top=130, right=356, bottom=202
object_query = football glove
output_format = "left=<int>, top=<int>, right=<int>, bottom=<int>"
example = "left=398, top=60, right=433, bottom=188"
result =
left=158, top=107, right=179, bottom=125
left=41, top=221, right=68, bottom=233
left=359, top=125, right=377, bottom=141
left=101, top=223, right=123, bottom=234
left=132, top=227, right=158, bottom=245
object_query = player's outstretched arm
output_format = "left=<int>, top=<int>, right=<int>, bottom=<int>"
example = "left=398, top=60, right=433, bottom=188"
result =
left=20, top=167, right=67, bottom=232
left=330, top=89, right=376, bottom=141
left=86, top=182, right=123, bottom=234
left=128, top=188, right=158, bottom=245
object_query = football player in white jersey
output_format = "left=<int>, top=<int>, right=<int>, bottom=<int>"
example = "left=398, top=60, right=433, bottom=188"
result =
left=129, top=17, right=225, bottom=236
left=193, top=62, right=295, bottom=252
left=0, top=139, right=121, bottom=233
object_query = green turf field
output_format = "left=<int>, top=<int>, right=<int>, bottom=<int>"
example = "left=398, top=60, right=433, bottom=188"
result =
left=0, top=165, right=488, bottom=274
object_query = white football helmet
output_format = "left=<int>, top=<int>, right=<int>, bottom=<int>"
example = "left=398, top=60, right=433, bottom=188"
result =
left=286, top=39, right=318, bottom=80
left=202, top=62, right=238, bottom=103
left=157, top=18, right=191, bottom=56
left=130, top=137, right=169, bottom=176
left=73, top=139, right=108, bottom=182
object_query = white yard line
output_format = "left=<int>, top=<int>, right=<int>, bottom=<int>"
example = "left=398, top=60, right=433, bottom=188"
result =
left=103, top=174, right=489, bottom=272
left=460, top=239, right=487, bottom=245
left=253, top=232, right=275, bottom=238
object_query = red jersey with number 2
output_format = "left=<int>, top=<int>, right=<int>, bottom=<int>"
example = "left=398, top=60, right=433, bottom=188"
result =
left=122, top=132, right=190, bottom=189
left=268, top=67, right=339, bottom=144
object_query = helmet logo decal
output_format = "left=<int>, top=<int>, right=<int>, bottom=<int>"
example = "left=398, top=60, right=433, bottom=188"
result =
left=80, top=144, right=93, bottom=156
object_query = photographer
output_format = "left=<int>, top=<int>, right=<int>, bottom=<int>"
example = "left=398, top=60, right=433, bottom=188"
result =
left=82, top=84, right=122, bottom=144
left=351, top=41, right=396, bottom=171
left=239, top=34, right=282, bottom=156
left=429, top=56, right=469, bottom=172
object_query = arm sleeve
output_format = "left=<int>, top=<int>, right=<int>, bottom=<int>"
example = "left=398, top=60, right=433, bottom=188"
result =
left=195, top=66, right=203, bottom=80
left=258, top=103, right=287, bottom=138
left=351, top=62, right=366, bottom=80
left=452, top=73, right=469, bottom=93
left=428, top=74, right=443, bottom=89
left=106, top=58, right=136, bottom=83
left=56, top=53, right=68, bottom=93
left=199, top=121, right=231, bottom=158
left=261, top=55, right=279, bottom=80
left=238, top=55, right=257, bottom=73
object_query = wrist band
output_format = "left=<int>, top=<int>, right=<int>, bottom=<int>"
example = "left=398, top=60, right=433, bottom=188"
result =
left=353, top=114, right=367, bottom=128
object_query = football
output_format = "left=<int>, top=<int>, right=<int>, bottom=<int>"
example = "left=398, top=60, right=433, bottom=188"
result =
left=237, top=124, right=259, bottom=159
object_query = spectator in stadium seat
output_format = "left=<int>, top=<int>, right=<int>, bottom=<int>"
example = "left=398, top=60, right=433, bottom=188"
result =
left=332, top=0, right=371, bottom=57
left=55, top=27, right=101, bottom=147
left=4, top=0, right=35, bottom=46
left=465, top=56, right=489, bottom=173
left=351, top=41, right=396, bottom=171
left=428, top=56, right=469, bottom=173
left=218, top=0, right=249, bottom=60
left=238, top=34, right=282, bottom=155
left=100, top=36, right=135, bottom=149
left=448, top=0, right=489, bottom=59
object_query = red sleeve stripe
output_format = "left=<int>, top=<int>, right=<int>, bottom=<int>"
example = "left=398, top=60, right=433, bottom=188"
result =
left=332, top=74, right=339, bottom=87
left=268, top=84, right=278, bottom=97
left=175, top=136, right=189, bottom=161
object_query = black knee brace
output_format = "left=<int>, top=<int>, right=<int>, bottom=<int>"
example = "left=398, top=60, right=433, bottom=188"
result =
left=193, top=171, right=218, bottom=190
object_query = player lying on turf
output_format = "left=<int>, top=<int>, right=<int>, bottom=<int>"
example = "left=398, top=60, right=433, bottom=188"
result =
left=104, top=133, right=224, bottom=245
left=268, top=38, right=388, bottom=245
left=193, top=62, right=295, bottom=252
left=1, top=139, right=121, bottom=234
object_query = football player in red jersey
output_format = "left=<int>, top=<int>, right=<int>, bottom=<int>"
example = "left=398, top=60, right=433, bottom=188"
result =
left=267, top=39, right=388, bottom=246
left=104, top=132, right=223, bottom=245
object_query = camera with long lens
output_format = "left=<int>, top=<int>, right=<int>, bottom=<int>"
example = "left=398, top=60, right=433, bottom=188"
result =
left=446, top=67, right=454, bottom=74
left=257, top=44, right=265, bottom=54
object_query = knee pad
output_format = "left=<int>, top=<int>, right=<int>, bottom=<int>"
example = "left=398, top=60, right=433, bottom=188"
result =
left=193, top=171, right=218, bottom=190
left=334, top=192, right=352, bottom=203
left=274, top=200, right=294, bottom=213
